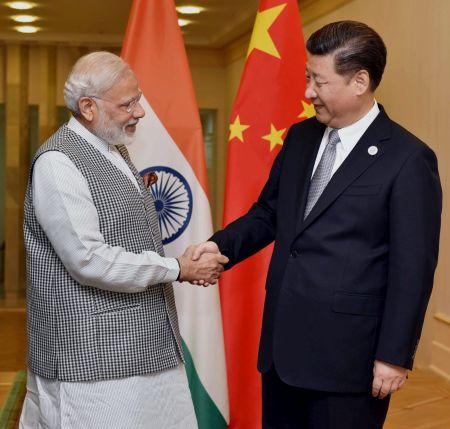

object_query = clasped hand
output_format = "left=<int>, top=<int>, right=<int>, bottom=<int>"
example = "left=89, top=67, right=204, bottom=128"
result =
left=177, top=241, right=228, bottom=286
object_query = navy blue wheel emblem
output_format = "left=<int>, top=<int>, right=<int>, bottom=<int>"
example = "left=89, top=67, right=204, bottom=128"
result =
left=140, top=166, right=193, bottom=245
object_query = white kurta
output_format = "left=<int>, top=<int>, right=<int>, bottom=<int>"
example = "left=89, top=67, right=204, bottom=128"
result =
left=20, top=117, right=197, bottom=429
left=20, top=366, right=197, bottom=429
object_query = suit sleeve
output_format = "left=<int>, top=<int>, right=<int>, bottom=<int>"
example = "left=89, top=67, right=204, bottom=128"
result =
left=210, top=129, right=291, bottom=268
left=375, top=145, right=442, bottom=369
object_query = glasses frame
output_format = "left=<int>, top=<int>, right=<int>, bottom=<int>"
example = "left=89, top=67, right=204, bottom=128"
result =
left=88, top=91, right=142, bottom=113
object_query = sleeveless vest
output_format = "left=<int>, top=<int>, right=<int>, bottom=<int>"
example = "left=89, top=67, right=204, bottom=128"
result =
left=23, top=125, right=184, bottom=381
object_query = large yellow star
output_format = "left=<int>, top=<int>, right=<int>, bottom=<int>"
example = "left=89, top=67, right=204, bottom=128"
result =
left=298, top=100, right=316, bottom=119
left=247, top=3, right=287, bottom=59
left=262, top=123, right=286, bottom=151
left=229, top=115, right=250, bottom=142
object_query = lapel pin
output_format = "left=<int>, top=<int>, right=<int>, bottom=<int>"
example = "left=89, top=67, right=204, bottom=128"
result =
left=143, top=171, right=158, bottom=187
left=368, top=146, right=378, bottom=156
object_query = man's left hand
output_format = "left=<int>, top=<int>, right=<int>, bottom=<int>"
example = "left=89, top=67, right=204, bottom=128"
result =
left=372, top=359, right=408, bottom=399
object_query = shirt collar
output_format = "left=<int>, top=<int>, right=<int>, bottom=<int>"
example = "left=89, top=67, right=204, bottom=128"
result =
left=326, top=101, right=380, bottom=152
left=67, top=116, right=114, bottom=155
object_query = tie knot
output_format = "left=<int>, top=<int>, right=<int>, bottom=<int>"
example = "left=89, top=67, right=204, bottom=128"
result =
left=328, top=129, right=340, bottom=146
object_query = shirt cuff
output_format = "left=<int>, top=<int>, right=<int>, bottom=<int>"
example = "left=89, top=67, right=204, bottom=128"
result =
left=163, top=257, right=180, bottom=283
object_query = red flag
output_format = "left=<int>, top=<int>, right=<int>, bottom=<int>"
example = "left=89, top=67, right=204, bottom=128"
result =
left=221, top=1, right=313, bottom=427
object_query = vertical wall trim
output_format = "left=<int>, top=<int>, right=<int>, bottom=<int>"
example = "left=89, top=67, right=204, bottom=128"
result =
left=5, top=44, right=29, bottom=298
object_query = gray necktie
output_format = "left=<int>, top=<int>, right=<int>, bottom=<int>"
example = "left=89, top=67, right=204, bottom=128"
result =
left=304, top=129, right=340, bottom=219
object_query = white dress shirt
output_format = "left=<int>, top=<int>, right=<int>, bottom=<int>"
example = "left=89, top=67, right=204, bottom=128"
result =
left=20, top=118, right=197, bottom=429
left=32, top=116, right=180, bottom=293
left=311, top=101, right=380, bottom=178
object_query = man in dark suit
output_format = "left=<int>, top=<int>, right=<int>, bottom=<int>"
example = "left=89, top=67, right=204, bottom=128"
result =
left=191, top=21, right=442, bottom=428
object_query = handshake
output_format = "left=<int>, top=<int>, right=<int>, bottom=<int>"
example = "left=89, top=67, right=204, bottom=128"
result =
left=177, top=241, right=228, bottom=286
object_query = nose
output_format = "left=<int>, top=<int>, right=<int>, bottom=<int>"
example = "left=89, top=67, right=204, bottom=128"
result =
left=305, top=81, right=317, bottom=100
left=133, top=101, right=145, bottom=119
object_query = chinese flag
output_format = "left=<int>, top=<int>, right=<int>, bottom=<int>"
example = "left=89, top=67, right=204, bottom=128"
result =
left=220, top=1, right=313, bottom=427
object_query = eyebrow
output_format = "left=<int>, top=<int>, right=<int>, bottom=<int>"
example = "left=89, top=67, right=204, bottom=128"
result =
left=305, top=67, right=326, bottom=79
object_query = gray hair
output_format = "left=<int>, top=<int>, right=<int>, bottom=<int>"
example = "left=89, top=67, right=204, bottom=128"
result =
left=64, top=51, right=131, bottom=115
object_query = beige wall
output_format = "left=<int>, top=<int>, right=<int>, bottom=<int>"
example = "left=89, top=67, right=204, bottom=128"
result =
left=302, top=0, right=450, bottom=379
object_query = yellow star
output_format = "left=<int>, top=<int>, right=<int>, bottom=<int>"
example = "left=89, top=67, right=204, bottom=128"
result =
left=247, top=3, right=287, bottom=59
left=298, top=100, right=316, bottom=119
left=262, top=123, right=286, bottom=151
left=229, top=115, right=250, bottom=142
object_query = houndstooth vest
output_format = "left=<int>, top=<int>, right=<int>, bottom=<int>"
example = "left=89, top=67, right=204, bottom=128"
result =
left=23, top=125, right=184, bottom=382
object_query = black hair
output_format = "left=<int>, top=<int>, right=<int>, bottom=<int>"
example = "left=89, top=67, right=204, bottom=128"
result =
left=306, top=21, right=387, bottom=90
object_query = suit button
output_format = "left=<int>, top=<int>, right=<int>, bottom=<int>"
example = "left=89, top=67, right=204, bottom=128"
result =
left=290, top=250, right=300, bottom=258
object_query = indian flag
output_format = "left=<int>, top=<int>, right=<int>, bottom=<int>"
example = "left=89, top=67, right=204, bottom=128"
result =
left=121, top=0, right=229, bottom=427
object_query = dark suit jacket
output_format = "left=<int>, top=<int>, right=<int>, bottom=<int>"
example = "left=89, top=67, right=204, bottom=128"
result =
left=211, top=106, right=442, bottom=393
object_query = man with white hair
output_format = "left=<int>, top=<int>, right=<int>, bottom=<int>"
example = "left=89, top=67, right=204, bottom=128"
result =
left=19, top=51, right=227, bottom=428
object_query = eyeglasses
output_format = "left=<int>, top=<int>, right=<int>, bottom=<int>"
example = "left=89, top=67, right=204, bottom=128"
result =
left=89, top=91, right=142, bottom=113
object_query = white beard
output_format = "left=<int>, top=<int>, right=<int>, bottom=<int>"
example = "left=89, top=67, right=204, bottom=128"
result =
left=93, top=110, right=138, bottom=146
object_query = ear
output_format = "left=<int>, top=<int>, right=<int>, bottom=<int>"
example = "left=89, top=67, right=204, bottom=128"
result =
left=353, top=70, right=371, bottom=95
left=78, top=97, right=96, bottom=122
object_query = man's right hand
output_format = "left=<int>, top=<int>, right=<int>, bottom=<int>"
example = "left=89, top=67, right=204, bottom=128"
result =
left=177, top=246, right=229, bottom=285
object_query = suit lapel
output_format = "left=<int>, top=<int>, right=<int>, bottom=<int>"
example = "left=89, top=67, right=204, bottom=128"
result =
left=292, top=121, right=325, bottom=231
left=295, top=107, right=392, bottom=237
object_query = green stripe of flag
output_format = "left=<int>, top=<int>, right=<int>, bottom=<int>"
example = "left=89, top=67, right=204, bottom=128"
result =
left=182, top=339, right=228, bottom=429
left=0, top=370, right=27, bottom=428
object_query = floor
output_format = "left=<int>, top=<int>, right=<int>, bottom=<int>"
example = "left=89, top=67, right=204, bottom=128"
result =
left=385, top=369, right=450, bottom=429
